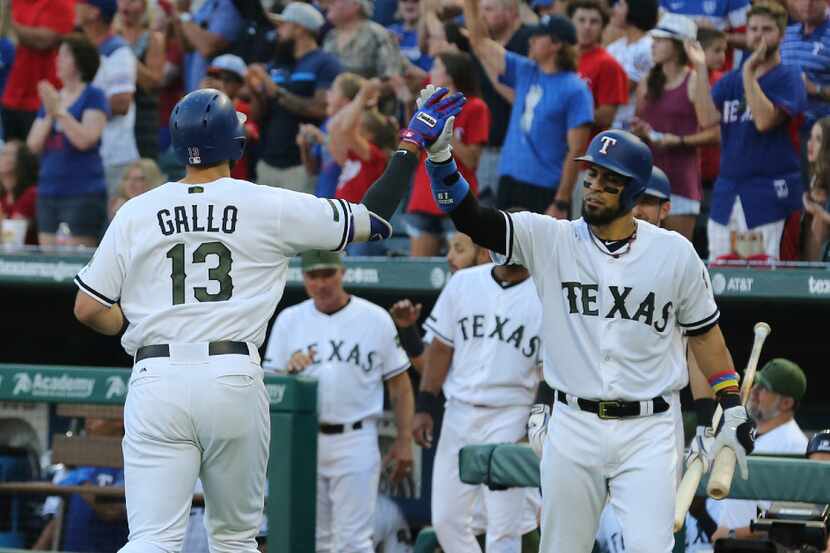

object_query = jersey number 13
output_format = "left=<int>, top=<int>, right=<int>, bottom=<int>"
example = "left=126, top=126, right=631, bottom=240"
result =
left=165, top=242, right=233, bottom=305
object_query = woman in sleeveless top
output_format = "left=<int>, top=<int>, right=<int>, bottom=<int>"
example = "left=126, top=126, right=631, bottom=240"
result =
left=630, top=14, right=711, bottom=241
left=117, top=0, right=165, bottom=160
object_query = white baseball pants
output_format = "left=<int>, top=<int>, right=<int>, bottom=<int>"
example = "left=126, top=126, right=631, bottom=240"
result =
left=118, top=345, right=270, bottom=553
left=540, top=394, right=679, bottom=553
left=316, top=423, right=381, bottom=553
left=432, top=399, right=540, bottom=553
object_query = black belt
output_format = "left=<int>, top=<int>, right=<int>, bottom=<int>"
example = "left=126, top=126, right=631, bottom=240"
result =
left=134, top=341, right=249, bottom=363
left=556, top=391, right=669, bottom=420
left=319, top=421, right=363, bottom=434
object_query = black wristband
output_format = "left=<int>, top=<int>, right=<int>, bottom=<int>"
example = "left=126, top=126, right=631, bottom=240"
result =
left=694, top=398, right=717, bottom=428
left=717, top=392, right=741, bottom=410
left=397, top=325, right=425, bottom=358
left=415, top=390, right=441, bottom=417
left=534, top=381, right=555, bottom=406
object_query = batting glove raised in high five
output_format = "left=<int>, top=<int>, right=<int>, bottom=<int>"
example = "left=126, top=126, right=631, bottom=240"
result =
left=685, top=425, right=715, bottom=472
left=400, top=86, right=466, bottom=156
left=711, top=406, right=756, bottom=479
left=527, top=404, right=550, bottom=458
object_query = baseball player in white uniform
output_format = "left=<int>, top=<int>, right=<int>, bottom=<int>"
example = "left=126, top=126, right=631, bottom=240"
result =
left=263, top=250, right=414, bottom=553
left=418, top=122, right=756, bottom=552
left=71, top=88, right=461, bottom=553
left=412, top=259, right=543, bottom=553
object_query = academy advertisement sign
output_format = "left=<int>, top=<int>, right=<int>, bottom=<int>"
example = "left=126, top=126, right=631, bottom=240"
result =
left=0, top=367, right=131, bottom=404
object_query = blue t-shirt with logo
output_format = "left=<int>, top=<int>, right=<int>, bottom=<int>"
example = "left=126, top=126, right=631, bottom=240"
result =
left=56, top=467, right=128, bottom=552
left=262, top=49, right=342, bottom=169
left=782, top=19, right=830, bottom=130
left=37, top=85, right=110, bottom=197
left=710, top=61, right=806, bottom=226
left=497, top=51, right=593, bottom=189
left=313, top=118, right=341, bottom=198
left=184, top=0, right=244, bottom=92
left=660, top=0, right=750, bottom=29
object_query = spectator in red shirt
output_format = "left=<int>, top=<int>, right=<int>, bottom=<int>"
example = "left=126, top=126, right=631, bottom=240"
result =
left=0, top=139, right=39, bottom=245
left=2, top=0, right=76, bottom=141
left=569, top=0, right=628, bottom=136
left=405, top=51, right=491, bottom=256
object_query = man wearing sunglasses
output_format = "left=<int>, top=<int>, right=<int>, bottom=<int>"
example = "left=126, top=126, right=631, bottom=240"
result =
left=423, top=125, right=754, bottom=552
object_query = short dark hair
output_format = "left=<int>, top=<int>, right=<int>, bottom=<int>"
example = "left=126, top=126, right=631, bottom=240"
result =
left=697, top=27, right=727, bottom=48
left=567, top=0, right=610, bottom=27
left=626, top=0, right=659, bottom=32
left=437, top=51, right=481, bottom=98
left=61, top=33, right=101, bottom=83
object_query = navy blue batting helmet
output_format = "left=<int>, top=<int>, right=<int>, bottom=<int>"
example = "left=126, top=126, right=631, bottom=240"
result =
left=170, top=89, right=246, bottom=167
left=576, top=130, right=653, bottom=211
left=644, top=166, right=671, bottom=201
left=807, top=429, right=830, bottom=457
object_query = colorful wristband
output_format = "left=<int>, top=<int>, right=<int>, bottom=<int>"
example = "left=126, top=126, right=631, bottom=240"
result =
left=707, top=370, right=739, bottom=395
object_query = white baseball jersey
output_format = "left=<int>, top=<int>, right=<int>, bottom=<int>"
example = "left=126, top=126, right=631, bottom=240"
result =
left=75, top=178, right=369, bottom=355
left=263, top=296, right=409, bottom=424
left=423, top=264, right=543, bottom=407
left=497, top=214, right=718, bottom=401
left=718, top=419, right=808, bottom=530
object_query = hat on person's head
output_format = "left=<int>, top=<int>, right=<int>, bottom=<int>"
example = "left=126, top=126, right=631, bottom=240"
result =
left=644, top=166, right=671, bottom=200
left=755, top=358, right=807, bottom=401
left=267, top=2, right=326, bottom=33
left=207, top=54, right=247, bottom=81
left=650, top=13, right=697, bottom=42
left=528, top=14, right=577, bottom=45
left=807, top=430, right=830, bottom=457
left=301, top=250, right=344, bottom=272
left=79, top=0, right=118, bottom=23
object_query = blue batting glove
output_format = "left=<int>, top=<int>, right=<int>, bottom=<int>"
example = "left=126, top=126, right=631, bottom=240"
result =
left=400, top=87, right=466, bottom=150
left=426, top=157, right=470, bottom=213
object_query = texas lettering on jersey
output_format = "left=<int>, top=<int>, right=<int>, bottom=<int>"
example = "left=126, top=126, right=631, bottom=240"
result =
left=560, top=282, right=673, bottom=332
left=290, top=340, right=381, bottom=373
left=454, top=313, right=541, bottom=359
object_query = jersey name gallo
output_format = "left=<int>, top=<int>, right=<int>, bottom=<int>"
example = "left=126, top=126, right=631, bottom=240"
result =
left=561, top=282, right=673, bottom=332
left=157, top=204, right=239, bottom=236
left=456, top=314, right=541, bottom=359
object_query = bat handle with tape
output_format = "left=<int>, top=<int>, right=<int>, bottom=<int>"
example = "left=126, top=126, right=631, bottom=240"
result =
left=707, top=322, right=771, bottom=499
left=674, top=458, right=705, bottom=531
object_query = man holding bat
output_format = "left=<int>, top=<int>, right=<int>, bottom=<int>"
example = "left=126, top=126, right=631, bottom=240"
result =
left=415, top=91, right=756, bottom=550
left=712, top=359, right=808, bottom=541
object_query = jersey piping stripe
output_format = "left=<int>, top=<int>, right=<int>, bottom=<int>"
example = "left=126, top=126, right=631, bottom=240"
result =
left=74, top=275, right=116, bottom=307
left=423, top=318, right=453, bottom=345
left=382, top=361, right=411, bottom=381
left=503, top=211, right=514, bottom=265
left=677, top=309, right=720, bottom=330
left=333, top=199, right=351, bottom=252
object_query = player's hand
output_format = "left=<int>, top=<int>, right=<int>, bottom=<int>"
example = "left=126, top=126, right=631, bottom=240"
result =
left=685, top=425, right=715, bottom=473
left=413, top=412, right=434, bottom=448
left=711, top=405, right=756, bottom=480
left=247, top=64, right=277, bottom=97
left=383, top=437, right=414, bottom=484
left=286, top=347, right=315, bottom=374
left=545, top=201, right=569, bottom=220
left=527, top=403, right=550, bottom=458
left=400, top=86, right=465, bottom=154
left=390, top=300, right=422, bottom=328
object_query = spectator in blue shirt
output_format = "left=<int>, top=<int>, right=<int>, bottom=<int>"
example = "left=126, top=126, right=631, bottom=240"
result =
left=689, top=1, right=807, bottom=261
left=26, top=33, right=109, bottom=248
left=781, top=0, right=830, bottom=178
left=247, top=2, right=341, bottom=195
left=172, top=0, right=244, bottom=93
left=465, top=0, right=593, bottom=215
left=388, top=0, right=433, bottom=72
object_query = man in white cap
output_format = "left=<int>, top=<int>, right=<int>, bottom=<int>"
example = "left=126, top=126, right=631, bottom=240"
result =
left=247, top=2, right=342, bottom=194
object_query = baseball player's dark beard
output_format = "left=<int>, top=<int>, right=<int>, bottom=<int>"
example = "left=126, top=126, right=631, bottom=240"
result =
left=581, top=198, right=627, bottom=227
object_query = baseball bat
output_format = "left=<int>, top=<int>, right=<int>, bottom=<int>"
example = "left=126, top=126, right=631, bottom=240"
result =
left=707, top=322, right=771, bottom=499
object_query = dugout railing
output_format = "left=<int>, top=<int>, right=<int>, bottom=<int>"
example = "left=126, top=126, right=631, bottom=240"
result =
left=0, top=363, right=317, bottom=552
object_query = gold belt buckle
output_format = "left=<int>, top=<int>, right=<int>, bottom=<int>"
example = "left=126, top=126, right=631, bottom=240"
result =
left=597, top=401, right=621, bottom=420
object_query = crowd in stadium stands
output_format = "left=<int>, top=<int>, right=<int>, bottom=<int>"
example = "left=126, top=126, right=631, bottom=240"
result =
left=0, top=0, right=829, bottom=262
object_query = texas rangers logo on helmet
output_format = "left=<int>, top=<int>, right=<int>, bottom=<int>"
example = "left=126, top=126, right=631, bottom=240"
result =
left=599, top=136, right=617, bottom=154
left=416, top=112, right=438, bottom=128
left=187, top=146, right=202, bottom=165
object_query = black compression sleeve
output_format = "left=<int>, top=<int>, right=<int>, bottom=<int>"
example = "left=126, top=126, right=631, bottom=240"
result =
left=449, top=191, right=508, bottom=254
left=361, top=148, right=420, bottom=220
